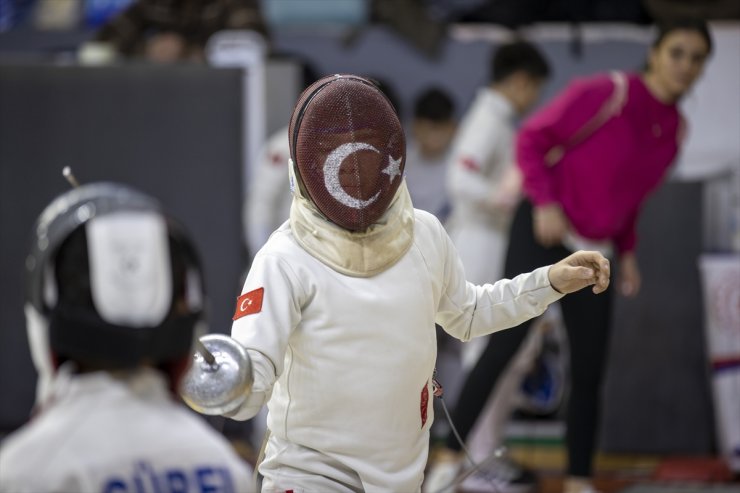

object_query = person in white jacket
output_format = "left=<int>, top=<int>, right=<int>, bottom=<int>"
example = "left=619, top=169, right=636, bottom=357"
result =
left=246, top=125, right=293, bottom=257
left=447, top=40, right=550, bottom=285
left=225, top=74, right=610, bottom=493
left=0, top=183, right=253, bottom=493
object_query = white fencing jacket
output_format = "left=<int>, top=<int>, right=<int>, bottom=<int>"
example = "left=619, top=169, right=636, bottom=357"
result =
left=0, top=368, right=253, bottom=493
left=246, top=126, right=292, bottom=256
left=230, top=208, right=562, bottom=491
left=447, top=88, right=517, bottom=229
left=446, top=89, right=520, bottom=284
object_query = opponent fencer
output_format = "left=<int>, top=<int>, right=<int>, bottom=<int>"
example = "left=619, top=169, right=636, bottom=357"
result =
left=219, top=75, right=610, bottom=492
left=0, top=183, right=253, bottom=492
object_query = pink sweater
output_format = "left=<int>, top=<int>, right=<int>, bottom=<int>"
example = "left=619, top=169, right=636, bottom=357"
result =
left=516, top=73, right=683, bottom=254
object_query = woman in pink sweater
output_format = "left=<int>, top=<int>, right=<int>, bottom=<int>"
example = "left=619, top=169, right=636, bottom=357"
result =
left=436, top=18, right=713, bottom=493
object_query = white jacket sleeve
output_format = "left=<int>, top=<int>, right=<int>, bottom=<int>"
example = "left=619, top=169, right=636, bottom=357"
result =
left=434, top=222, right=563, bottom=341
left=447, top=125, right=498, bottom=205
left=227, top=349, right=276, bottom=421
left=447, top=97, right=513, bottom=207
left=228, top=251, right=305, bottom=420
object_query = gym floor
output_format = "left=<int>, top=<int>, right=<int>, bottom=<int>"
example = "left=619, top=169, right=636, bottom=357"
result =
left=441, top=418, right=740, bottom=493
left=507, top=440, right=739, bottom=493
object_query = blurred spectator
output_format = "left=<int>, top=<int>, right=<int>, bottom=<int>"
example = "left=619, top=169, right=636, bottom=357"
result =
left=245, top=127, right=291, bottom=258
left=92, top=0, right=269, bottom=63
left=404, top=86, right=457, bottom=221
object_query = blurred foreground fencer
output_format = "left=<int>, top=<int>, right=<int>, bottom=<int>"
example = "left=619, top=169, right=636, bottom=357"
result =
left=184, top=75, right=611, bottom=492
left=0, top=183, right=253, bottom=492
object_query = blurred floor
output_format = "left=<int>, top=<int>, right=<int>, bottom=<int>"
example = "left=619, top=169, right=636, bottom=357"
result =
left=450, top=419, right=740, bottom=493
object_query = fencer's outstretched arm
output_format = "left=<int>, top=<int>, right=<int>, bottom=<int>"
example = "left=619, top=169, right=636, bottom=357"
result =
left=430, top=213, right=610, bottom=341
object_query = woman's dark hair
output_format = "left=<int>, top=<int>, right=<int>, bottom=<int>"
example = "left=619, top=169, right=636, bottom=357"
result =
left=653, top=18, right=713, bottom=54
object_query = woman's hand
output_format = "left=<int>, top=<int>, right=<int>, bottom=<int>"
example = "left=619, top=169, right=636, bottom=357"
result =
left=618, top=252, right=641, bottom=297
left=533, top=203, right=569, bottom=247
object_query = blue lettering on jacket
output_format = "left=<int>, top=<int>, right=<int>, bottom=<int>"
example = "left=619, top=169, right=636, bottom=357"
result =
left=102, top=462, right=235, bottom=493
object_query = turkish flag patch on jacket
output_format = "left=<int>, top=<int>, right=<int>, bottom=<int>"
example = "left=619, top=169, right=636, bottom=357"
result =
left=233, top=287, right=264, bottom=320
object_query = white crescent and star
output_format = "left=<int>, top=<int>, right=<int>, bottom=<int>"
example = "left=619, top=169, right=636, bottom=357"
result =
left=323, top=142, right=402, bottom=210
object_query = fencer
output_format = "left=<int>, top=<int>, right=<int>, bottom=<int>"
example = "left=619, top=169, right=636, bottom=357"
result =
left=218, top=75, right=610, bottom=492
left=0, top=183, right=253, bottom=492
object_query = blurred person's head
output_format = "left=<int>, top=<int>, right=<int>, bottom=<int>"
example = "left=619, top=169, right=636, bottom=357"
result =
left=412, top=87, right=457, bottom=159
left=645, top=18, right=712, bottom=102
left=25, top=184, right=206, bottom=402
left=490, top=40, right=551, bottom=114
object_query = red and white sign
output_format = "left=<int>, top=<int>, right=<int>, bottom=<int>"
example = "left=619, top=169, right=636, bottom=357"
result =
left=700, top=254, right=740, bottom=473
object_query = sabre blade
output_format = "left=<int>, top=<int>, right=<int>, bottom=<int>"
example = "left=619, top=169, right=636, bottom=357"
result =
left=196, top=339, right=216, bottom=365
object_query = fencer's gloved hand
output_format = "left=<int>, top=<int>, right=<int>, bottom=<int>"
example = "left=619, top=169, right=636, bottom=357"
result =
left=223, top=349, right=275, bottom=421
left=548, top=250, right=610, bottom=295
